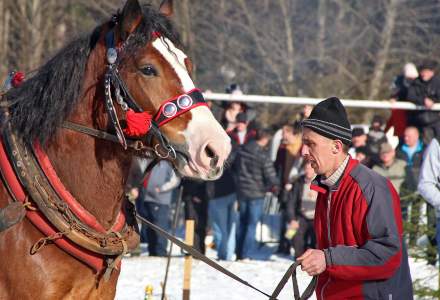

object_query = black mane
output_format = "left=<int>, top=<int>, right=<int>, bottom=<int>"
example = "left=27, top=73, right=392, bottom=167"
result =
left=6, top=4, right=180, bottom=144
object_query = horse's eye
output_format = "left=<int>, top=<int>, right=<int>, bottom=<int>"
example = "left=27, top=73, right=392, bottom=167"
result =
left=140, top=65, right=158, bottom=76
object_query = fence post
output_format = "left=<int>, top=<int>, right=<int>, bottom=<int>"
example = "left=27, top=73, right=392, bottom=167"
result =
left=182, top=219, right=194, bottom=300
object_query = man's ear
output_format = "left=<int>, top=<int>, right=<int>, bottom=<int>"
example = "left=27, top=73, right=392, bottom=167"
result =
left=332, top=140, right=343, bottom=154
left=119, top=0, right=143, bottom=41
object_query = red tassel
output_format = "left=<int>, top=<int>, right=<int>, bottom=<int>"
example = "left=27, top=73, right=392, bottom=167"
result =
left=152, top=31, right=161, bottom=38
left=11, top=72, right=25, bottom=87
left=123, top=109, right=152, bottom=137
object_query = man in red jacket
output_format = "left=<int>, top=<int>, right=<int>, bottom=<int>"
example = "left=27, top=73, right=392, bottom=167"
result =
left=298, top=97, right=413, bottom=300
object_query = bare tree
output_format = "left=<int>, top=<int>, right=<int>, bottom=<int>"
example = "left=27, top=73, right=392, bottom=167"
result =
left=368, top=0, right=398, bottom=100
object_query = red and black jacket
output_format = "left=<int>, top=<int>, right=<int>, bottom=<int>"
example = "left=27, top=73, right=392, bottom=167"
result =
left=311, top=158, right=413, bottom=300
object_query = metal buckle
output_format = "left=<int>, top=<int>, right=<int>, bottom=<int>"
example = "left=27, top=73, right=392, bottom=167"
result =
left=154, top=144, right=176, bottom=159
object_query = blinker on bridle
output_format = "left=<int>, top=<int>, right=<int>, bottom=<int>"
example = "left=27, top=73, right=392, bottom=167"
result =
left=103, top=20, right=207, bottom=160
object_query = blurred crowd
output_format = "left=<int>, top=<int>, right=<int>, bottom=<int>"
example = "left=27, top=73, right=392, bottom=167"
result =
left=127, top=61, right=440, bottom=265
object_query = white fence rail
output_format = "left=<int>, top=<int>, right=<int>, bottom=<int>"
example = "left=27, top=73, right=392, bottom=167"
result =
left=204, top=92, right=440, bottom=111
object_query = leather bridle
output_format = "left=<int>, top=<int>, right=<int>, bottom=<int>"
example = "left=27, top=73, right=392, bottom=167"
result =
left=65, top=18, right=208, bottom=165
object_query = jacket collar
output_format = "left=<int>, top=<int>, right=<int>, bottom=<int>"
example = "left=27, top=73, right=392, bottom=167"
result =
left=310, top=156, right=359, bottom=194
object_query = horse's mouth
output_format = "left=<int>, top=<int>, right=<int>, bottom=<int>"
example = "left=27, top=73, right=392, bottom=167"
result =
left=174, top=150, right=223, bottom=181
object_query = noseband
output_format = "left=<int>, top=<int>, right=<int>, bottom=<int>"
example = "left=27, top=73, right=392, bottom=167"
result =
left=99, top=21, right=207, bottom=161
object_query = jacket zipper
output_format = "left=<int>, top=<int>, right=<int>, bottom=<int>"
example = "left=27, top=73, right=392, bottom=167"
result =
left=327, top=191, right=332, bottom=245
left=322, top=191, right=332, bottom=300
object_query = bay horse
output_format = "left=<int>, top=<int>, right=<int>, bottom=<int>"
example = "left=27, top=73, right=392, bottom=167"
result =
left=0, top=0, right=231, bottom=299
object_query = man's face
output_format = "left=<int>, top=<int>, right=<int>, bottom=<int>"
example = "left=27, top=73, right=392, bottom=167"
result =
left=282, top=126, right=295, bottom=143
left=352, top=134, right=367, bottom=147
left=403, top=128, right=419, bottom=148
left=301, top=128, right=335, bottom=176
left=236, top=122, right=247, bottom=132
left=380, top=150, right=395, bottom=165
left=371, top=122, right=382, bottom=131
left=420, top=69, right=435, bottom=82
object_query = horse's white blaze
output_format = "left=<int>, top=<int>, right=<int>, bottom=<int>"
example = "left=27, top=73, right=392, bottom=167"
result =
left=152, top=37, right=195, bottom=92
left=153, top=37, right=231, bottom=179
left=183, top=106, right=231, bottom=173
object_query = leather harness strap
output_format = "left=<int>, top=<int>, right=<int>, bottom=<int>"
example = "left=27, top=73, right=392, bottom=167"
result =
left=2, top=124, right=137, bottom=257
left=61, top=121, right=156, bottom=156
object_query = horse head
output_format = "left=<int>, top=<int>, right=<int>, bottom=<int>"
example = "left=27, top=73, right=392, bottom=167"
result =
left=93, top=0, right=231, bottom=180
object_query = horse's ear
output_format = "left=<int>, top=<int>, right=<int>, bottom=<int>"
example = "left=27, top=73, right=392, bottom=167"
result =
left=159, top=0, right=173, bottom=17
left=119, top=0, right=143, bottom=40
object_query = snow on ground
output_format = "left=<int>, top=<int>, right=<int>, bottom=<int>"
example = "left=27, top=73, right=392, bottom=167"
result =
left=115, top=245, right=438, bottom=300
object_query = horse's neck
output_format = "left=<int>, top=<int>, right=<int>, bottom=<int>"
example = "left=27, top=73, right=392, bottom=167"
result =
left=45, top=131, right=131, bottom=230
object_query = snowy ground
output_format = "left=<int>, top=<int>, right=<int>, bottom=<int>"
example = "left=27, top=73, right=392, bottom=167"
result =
left=115, top=244, right=438, bottom=300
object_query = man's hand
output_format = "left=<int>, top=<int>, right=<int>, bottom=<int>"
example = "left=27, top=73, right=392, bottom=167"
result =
left=288, top=220, right=299, bottom=230
left=297, top=249, right=326, bottom=276
left=192, top=196, right=202, bottom=203
left=127, top=188, right=139, bottom=202
left=424, top=97, right=435, bottom=109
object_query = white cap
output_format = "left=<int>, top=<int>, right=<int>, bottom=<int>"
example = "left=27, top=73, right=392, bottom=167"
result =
left=403, top=63, right=418, bottom=79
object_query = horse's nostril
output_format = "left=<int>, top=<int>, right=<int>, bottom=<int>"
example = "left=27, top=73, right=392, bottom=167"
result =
left=205, top=145, right=216, bottom=159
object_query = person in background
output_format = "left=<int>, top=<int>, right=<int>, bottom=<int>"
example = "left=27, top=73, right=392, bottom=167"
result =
left=407, top=60, right=440, bottom=144
left=299, top=97, right=412, bottom=299
left=221, top=83, right=251, bottom=131
left=182, top=179, right=208, bottom=254
left=227, top=112, right=256, bottom=149
left=285, top=161, right=317, bottom=258
left=418, top=136, right=440, bottom=266
left=275, top=122, right=303, bottom=254
left=354, top=146, right=372, bottom=167
left=372, top=143, right=407, bottom=194
left=366, top=115, right=387, bottom=162
left=275, top=122, right=303, bottom=185
left=221, top=101, right=244, bottom=131
left=301, top=105, right=313, bottom=120
left=206, top=162, right=238, bottom=261
left=127, top=159, right=180, bottom=257
left=234, top=128, right=280, bottom=260
left=386, top=63, right=419, bottom=140
left=396, top=126, right=435, bottom=258
left=396, top=127, right=425, bottom=219
left=348, top=127, right=368, bottom=156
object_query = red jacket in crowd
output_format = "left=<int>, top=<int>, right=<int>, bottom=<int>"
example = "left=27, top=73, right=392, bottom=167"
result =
left=311, top=158, right=413, bottom=300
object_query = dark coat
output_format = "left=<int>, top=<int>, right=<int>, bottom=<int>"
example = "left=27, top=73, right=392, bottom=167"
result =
left=286, top=175, right=306, bottom=222
left=233, top=140, right=280, bottom=199
left=407, top=75, right=440, bottom=126
left=206, top=166, right=236, bottom=199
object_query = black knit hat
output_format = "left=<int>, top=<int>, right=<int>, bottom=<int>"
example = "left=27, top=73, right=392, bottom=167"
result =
left=301, top=97, right=352, bottom=145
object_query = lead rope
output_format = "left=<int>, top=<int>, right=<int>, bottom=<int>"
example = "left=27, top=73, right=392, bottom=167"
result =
left=269, top=261, right=317, bottom=300
left=134, top=210, right=317, bottom=299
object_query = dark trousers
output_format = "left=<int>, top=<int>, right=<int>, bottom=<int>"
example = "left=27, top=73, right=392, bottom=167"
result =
left=292, top=216, right=316, bottom=258
left=427, top=203, right=437, bottom=265
left=139, top=201, right=170, bottom=257
left=184, top=196, right=208, bottom=254
left=277, top=200, right=291, bottom=254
